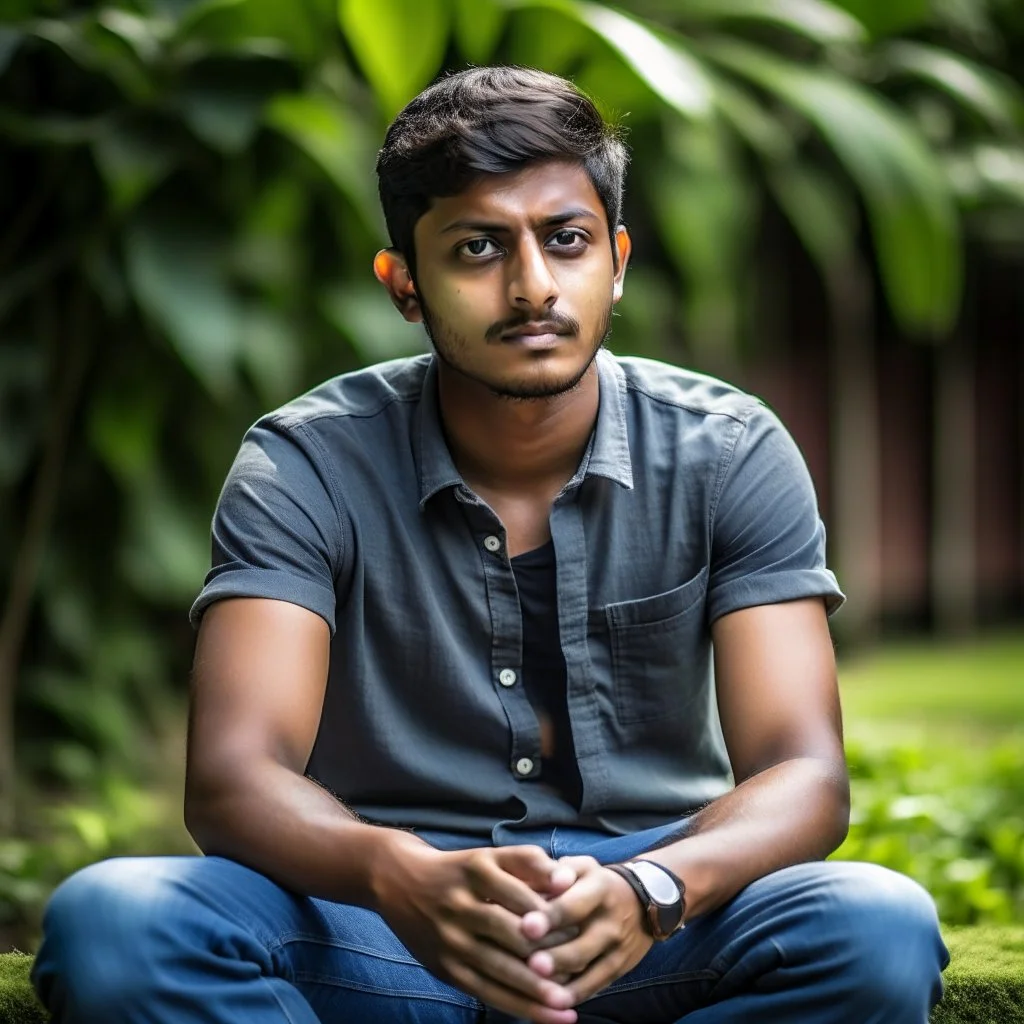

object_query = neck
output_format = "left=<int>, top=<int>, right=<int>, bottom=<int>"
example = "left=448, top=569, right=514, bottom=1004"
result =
left=437, top=361, right=600, bottom=494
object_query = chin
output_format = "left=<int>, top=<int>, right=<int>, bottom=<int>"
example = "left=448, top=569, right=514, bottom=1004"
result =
left=490, top=361, right=593, bottom=400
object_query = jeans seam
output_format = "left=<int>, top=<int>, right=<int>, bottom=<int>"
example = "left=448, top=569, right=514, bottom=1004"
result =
left=260, top=975, right=305, bottom=1024
left=292, top=971, right=478, bottom=1007
left=270, top=933, right=420, bottom=966
left=593, top=967, right=719, bottom=997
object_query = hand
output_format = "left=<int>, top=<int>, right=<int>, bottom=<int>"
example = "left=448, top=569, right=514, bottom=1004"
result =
left=521, top=856, right=654, bottom=1005
left=372, top=832, right=582, bottom=1023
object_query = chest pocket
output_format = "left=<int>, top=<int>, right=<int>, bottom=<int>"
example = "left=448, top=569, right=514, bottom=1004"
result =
left=603, top=566, right=709, bottom=725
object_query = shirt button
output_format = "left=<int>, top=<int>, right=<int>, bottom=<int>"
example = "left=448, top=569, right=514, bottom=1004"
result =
left=498, top=669, right=517, bottom=687
left=483, top=534, right=502, bottom=553
left=515, top=757, right=534, bottom=776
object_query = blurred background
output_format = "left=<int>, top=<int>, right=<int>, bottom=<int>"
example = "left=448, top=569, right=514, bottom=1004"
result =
left=1, top=0, right=1022, bottom=952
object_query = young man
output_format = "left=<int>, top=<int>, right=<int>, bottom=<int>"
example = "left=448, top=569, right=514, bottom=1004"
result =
left=33, top=66, right=948, bottom=1023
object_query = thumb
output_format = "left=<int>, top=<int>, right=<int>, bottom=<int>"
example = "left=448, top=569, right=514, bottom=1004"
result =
left=494, top=844, right=563, bottom=892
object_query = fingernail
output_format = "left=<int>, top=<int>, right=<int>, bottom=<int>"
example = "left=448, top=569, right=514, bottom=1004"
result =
left=522, top=909, right=549, bottom=938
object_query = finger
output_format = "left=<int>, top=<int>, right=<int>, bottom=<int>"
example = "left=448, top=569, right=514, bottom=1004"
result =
left=563, top=949, right=628, bottom=1006
left=460, top=936, right=574, bottom=1005
left=530, top=864, right=607, bottom=934
left=546, top=864, right=578, bottom=897
left=443, top=953, right=578, bottom=1024
left=528, top=920, right=611, bottom=982
left=468, top=851, right=557, bottom=915
left=463, top=900, right=577, bottom=958
left=493, top=845, right=567, bottom=895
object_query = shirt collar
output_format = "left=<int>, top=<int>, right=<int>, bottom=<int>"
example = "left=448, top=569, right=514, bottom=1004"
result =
left=415, top=348, right=634, bottom=509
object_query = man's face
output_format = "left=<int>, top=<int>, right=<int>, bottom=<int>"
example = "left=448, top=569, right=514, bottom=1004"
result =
left=405, top=160, right=629, bottom=400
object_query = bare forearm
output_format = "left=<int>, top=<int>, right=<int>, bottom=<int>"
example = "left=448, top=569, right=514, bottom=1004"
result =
left=185, top=760, right=425, bottom=907
left=645, top=756, right=850, bottom=921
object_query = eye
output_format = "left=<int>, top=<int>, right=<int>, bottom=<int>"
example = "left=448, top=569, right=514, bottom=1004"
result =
left=548, top=229, right=586, bottom=249
left=459, top=238, right=501, bottom=258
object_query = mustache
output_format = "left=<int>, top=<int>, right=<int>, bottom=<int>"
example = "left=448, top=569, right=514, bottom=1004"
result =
left=485, top=311, right=580, bottom=341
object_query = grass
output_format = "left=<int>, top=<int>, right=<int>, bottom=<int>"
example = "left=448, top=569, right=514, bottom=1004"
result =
left=838, top=630, right=1024, bottom=747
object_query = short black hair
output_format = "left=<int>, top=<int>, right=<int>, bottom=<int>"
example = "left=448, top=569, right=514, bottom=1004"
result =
left=375, top=65, right=630, bottom=279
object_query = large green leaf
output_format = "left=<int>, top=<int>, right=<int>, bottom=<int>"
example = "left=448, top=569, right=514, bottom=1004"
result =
left=576, top=3, right=713, bottom=119
left=705, top=39, right=961, bottom=334
left=455, top=0, right=506, bottom=62
left=648, top=0, right=866, bottom=44
left=337, top=0, right=450, bottom=117
left=653, top=122, right=756, bottom=355
left=505, top=4, right=592, bottom=73
left=507, top=0, right=713, bottom=118
left=828, top=0, right=928, bottom=38
left=176, top=0, right=332, bottom=61
left=265, top=92, right=381, bottom=233
left=879, top=42, right=1024, bottom=135
left=767, top=162, right=857, bottom=271
left=124, top=215, right=242, bottom=397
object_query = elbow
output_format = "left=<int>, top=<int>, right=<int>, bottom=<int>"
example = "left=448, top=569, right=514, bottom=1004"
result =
left=827, top=758, right=852, bottom=852
left=183, top=769, right=233, bottom=855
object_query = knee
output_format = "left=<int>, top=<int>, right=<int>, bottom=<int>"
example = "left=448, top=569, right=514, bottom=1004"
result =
left=33, top=857, right=192, bottom=1015
left=815, top=862, right=948, bottom=1011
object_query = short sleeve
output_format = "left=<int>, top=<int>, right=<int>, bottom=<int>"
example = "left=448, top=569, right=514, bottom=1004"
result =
left=707, top=403, right=844, bottom=623
left=189, top=419, right=344, bottom=634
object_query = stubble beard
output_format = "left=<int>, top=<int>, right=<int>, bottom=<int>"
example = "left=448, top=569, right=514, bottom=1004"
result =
left=420, top=299, right=614, bottom=401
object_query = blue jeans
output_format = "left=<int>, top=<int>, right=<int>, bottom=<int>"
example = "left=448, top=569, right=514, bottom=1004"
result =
left=31, top=820, right=949, bottom=1023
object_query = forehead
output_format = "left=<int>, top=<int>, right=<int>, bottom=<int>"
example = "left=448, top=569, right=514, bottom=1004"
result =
left=419, top=160, right=607, bottom=234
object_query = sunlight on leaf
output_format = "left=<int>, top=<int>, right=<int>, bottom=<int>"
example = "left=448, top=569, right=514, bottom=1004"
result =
left=577, top=3, right=713, bottom=119
left=706, top=39, right=961, bottom=334
left=671, top=0, right=865, bottom=45
left=338, top=0, right=449, bottom=117
left=880, top=41, right=1024, bottom=135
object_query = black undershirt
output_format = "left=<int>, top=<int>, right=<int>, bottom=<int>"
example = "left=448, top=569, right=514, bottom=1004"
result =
left=510, top=540, right=583, bottom=809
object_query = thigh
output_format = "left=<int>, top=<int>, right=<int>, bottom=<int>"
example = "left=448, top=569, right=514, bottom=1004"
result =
left=574, top=860, right=945, bottom=1024
left=42, top=854, right=479, bottom=1024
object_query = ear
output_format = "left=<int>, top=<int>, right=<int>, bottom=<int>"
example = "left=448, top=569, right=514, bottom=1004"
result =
left=373, top=249, right=423, bottom=323
left=612, top=225, right=631, bottom=304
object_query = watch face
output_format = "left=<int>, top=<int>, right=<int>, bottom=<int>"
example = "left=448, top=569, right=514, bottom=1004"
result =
left=630, top=860, right=679, bottom=906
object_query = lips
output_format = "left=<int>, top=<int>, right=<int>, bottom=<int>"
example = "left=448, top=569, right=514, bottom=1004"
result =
left=500, top=322, right=571, bottom=343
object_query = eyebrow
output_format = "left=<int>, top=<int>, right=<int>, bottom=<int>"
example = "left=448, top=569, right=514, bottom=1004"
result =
left=439, top=208, right=600, bottom=234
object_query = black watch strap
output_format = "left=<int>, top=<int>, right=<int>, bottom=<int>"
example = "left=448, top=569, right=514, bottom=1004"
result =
left=607, top=862, right=649, bottom=905
left=607, top=860, right=685, bottom=940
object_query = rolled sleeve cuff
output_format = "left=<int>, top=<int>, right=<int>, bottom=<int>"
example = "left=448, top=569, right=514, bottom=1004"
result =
left=708, top=568, right=845, bottom=624
left=189, top=567, right=337, bottom=635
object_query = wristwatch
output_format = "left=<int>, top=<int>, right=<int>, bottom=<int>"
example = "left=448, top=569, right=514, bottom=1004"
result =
left=606, top=859, right=686, bottom=941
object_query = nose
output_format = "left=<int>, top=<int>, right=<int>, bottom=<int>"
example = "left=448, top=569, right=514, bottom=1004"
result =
left=506, top=236, right=558, bottom=313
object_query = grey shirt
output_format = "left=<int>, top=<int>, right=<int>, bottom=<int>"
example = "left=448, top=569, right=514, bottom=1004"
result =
left=191, top=350, right=844, bottom=843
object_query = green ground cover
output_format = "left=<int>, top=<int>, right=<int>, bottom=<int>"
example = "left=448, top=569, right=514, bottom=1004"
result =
left=839, top=632, right=1024, bottom=733
left=833, top=631, right=1024, bottom=925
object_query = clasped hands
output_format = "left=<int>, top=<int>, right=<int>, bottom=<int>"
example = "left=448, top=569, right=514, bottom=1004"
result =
left=375, top=837, right=654, bottom=1024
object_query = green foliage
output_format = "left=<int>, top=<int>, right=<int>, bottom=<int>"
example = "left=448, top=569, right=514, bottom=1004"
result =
left=835, top=737, right=1024, bottom=924
left=0, top=763, right=193, bottom=942
left=1, top=0, right=1023, bottom=950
